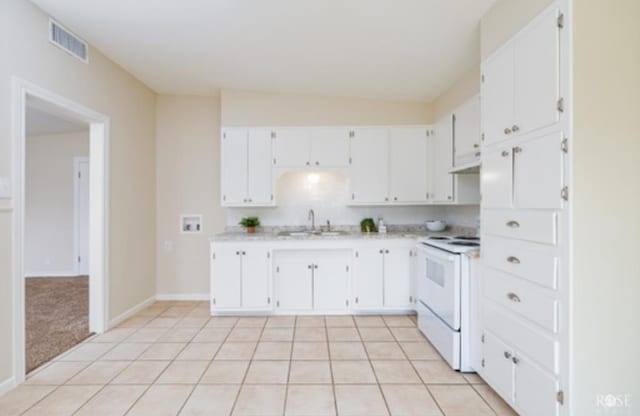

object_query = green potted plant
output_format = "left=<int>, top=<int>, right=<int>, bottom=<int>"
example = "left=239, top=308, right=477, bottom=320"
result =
left=239, top=217, right=260, bottom=234
left=360, top=218, right=377, bottom=233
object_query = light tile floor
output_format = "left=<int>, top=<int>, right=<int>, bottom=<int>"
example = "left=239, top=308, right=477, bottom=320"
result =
left=0, top=301, right=518, bottom=416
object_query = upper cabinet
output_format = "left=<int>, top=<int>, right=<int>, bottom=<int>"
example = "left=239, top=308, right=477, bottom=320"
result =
left=432, top=117, right=454, bottom=203
left=453, top=95, right=481, bottom=167
left=273, top=127, right=351, bottom=168
left=388, top=127, right=429, bottom=203
left=481, top=5, right=561, bottom=146
left=349, top=127, right=390, bottom=204
left=221, top=128, right=274, bottom=207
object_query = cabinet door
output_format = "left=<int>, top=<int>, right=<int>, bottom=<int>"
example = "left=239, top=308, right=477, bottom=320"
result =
left=514, top=6, right=561, bottom=137
left=383, top=247, right=413, bottom=308
left=514, top=132, right=563, bottom=209
left=273, top=128, right=311, bottom=167
left=482, top=45, right=515, bottom=145
left=211, top=245, right=242, bottom=309
left=353, top=248, right=384, bottom=308
left=247, top=129, right=273, bottom=205
left=482, top=331, right=515, bottom=403
left=274, top=260, right=313, bottom=310
left=432, top=117, right=454, bottom=203
left=389, top=127, right=429, bottom=203
left=481, top=146, right=513, bottom=209
left=221, top=129, right=248, bottom=205
left=313, top=260, right=350, bottom=311
left=349, top=128, right=389, bottom=204
left=241, top=247, right=271, bottom=310
left=514, top=353, right=560, bottom=416
left=310, top=128, right=350, bottom=167
left=454, top=95, right=481, bottom=164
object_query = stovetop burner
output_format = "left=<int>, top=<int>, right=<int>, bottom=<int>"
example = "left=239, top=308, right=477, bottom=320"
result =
left=453, top=236, right=480, bottom=241
left=449, top=241, right=480, bottom=247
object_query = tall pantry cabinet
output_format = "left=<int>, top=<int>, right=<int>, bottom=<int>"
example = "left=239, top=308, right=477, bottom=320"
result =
left=477, top=1, right=571, bottom=416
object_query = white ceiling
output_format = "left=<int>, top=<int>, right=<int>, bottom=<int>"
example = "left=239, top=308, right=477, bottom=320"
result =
left=26, top=105, right=88, bottom=136
left=30, top=0, right=496, bottom=102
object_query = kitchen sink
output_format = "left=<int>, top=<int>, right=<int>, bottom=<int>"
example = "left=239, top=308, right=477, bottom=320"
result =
left=276, top=230, right=350, bottom=237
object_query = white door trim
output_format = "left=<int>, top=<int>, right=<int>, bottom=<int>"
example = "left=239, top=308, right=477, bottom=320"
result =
left=12, top=77, right=110, bottom=383
left=73, top=157, right=90, bottom=276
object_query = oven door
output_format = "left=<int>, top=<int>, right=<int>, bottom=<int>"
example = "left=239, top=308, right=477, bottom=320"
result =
left=416, top=244, right=461, bottom=330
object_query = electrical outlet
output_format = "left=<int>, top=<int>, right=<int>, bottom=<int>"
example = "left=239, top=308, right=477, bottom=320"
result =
left=0, top=177, right=10, bottom=199
left=163, top=240, right=173, bottom=252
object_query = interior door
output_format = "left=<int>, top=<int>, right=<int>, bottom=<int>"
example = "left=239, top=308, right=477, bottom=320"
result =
left=313, top=258, right=350, bottom=311
left=221, top=129, right=248, bottom=205
left=383, top=246, right=413, bottom=308
left=274, top=259, right=312, bottom=310
left=481, top=45, right=515, bottom=145
left=513, top=132, right=563, bottom=209
left=349, top=127, right=389, bottom=204
left=431, top=117, right=454, bottom=203
left=453, top=95, right=481, bottom=164
left=273, top=128, right=310, bottom=167
left=247, top=129, right=273, bottom=205
left=211, top=245, right=242, bottom=309
left=353, top=247, right=384, bottom=308
left=514, top=5, right=561, bottom=137
left=76, top=159, right=90, bottom=275
left=310, top=128, right=350, bottom=167
left=241, top=246, right=270, bottom=309
left=389, top=127, right=429, bottom=203
left=481, top=146, right=513, bottom=209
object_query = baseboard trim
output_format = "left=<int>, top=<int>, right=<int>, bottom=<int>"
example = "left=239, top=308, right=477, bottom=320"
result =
left=156, top=293, right=209, bottom=301
left=108, top=295, right=156, bottom=328
left=25, top=272, right=82, bottom=278
left=0, top=377, right=16, bottom=396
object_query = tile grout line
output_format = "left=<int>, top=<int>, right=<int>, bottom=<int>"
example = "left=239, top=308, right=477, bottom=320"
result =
left=281, top=315, right=297, bottom=416
left=324, top=316, right=338, bottom=416
left=357, top=315, right=393, bottom=416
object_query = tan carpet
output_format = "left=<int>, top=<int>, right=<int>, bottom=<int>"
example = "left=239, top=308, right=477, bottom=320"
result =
left=26, top=276, right=92, bottom=373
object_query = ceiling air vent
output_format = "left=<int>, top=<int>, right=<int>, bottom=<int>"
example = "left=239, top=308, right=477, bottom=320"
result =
left=49, top=19, right=88, bottom=63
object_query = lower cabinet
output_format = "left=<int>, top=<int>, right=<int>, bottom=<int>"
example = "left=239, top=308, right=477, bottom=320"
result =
left=353, top=243, right=414, bottom=310
left=210, top=243, right=270, bottom=311
left=273, top=250, right=350, bottom=312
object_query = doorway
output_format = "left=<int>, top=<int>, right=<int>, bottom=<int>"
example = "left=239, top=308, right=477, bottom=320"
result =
left=12, top=78, right=109, bottom=382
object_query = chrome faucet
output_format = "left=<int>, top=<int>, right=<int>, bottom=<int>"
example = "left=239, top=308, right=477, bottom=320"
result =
left=326, top=220, right=331, bottom=232
left=308, top=209, right=315, bottom=231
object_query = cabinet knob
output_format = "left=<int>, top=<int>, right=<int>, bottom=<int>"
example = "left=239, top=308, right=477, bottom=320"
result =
left=385, top=249, right=389, bottom=254
left=513, top=146, right=523, bottom=154
left=512, top=356, right=520, bottom=364
left=355, top=297, right=359, bottom=304
left=507, top=256, right=520, bottom=264
left=503, top=127, right=512, bottom=135
left=385, top=197, right=389, bottom=202
left=507, top=292, right=521, bottom=303
left=473, top=143, right=480, bottom=148
left=512, top=124, right=520, bottom=132
left=501, top=150, right=510, bottom=157
left=379, top=249, right=384, bottom=254
left=315, top=161, right=319, bottom=166
left=306, top=161, right=310, bottom=166
left=394, top=196, right=398, bottom=201
left=235, top=251, right=240, bottom=255
left=242, top=251, right=246, bottom=255
left=505, top=220, right=520, bottom=228
left=504, top=351, right=512, bottom=359
left=447, top=196, right=452, bottom=200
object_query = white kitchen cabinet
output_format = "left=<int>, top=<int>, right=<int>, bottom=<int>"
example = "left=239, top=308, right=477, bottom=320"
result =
left=273, top=128, right=311, bottom=168
left=482, top=132, right=563, bottom=210
left=383, top=246, right=413, bottom=308
left=389, top=127, right=429, bottom=203
left=482, top=331, right=515, bottom=402
left=352, top=248, right=384, bottom=309
left=310, top=128, right=351, bottom=167
left=454, top=95, right=481, bottom=166
left=349, top=127, right=389, bottom=204
left=221, top=128, right=273, bottom=206
left=274, top=259, right=312, bottom=311
left=432, top=116, right=454, bottom=203
left=313, top=257, right=350, bottom=311
left=481, top=6, right=561, bottom=145
left=211, top=243, right=270, bottom=311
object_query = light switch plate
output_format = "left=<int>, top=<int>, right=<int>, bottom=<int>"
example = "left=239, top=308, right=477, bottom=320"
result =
left=0, top=177, right=11, bottom=199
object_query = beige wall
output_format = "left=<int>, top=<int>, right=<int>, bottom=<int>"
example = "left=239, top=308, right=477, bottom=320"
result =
left=25, top=132, right=89, bottom=275
left=0, top=0, right=156, bottom=384
left=155, top=95, right=224, bottom=297
left=480, top=0, right=554, bottom=59
left=221, top=89, right=433, bottom=126
left=432, top=64, right=480, bottom=121
left=571, top=0, right=640, bottom=413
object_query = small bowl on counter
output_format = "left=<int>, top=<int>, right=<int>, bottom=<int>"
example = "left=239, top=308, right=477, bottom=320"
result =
left=425, top=220, right=447, bottom=232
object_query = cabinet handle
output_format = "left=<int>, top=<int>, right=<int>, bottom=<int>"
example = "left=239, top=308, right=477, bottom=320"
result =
left=276, top=300, right=280, bottom=307
left=507, top=256, right=520, bottom=264
left=505, top=220, right=520, bottom=228
left=242, top=251, right=246, bottom=255
left=473, top=143, right=480, bottom=148
left=512, top=125, right=520, bottom=132
left=503, top=127, right=512, bottom=135
left=501, top=150, right=510, bottom=157
left=314, top=264, right=318, bottom=269
left=447, top=196, right=452, bottom=200
left=394, top=196, right=398, bottom=201
left=513, top=146, right=523, bottom=154
left=306, top=161, right=310, bottom=166
left=385, top=197, right=389, bottom=202
left=315, top=161, right=319, bottom=166
left=355, top=297, right=359, bottom=304
left=267, top=297, right=271, bottom=304
left=512, top=356, right=520, bottom=364
left=507, top=292, right=521, bottom=303
left=235, top=251, right=240, bottom=255
left=379, top=249, right=384, bottom=254
left=385, top=249, right=389, bottom=254
left=504, top=351, right=512, bottom=359
left=308, top=264, right=312, bottom=269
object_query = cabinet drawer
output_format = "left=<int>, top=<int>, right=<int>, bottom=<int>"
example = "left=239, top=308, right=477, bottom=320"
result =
left=483, top=236, right=559, bottom=290
left=484, top=269, right=558, bottom=333
left=484, top=302, right=558, bottom=374
left=483, top=209, right=557, bottom=245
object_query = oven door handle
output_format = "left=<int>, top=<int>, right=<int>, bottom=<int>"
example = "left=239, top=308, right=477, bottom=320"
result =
left=416, top=245, right=458, bottom=262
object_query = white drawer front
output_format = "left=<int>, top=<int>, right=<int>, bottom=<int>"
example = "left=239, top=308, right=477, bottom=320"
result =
left=483, top=209, right=557, bottom=245
left=417, top=301, right=460, bottom=370
left=483, top=235, right=559, bottom=290
left=483, top=302, right=558, bottom=374
left=484, top=269, right=558, bottom=333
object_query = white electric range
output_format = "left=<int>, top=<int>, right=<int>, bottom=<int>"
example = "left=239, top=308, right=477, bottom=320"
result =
left=415, top=235, right=479, bottom=372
